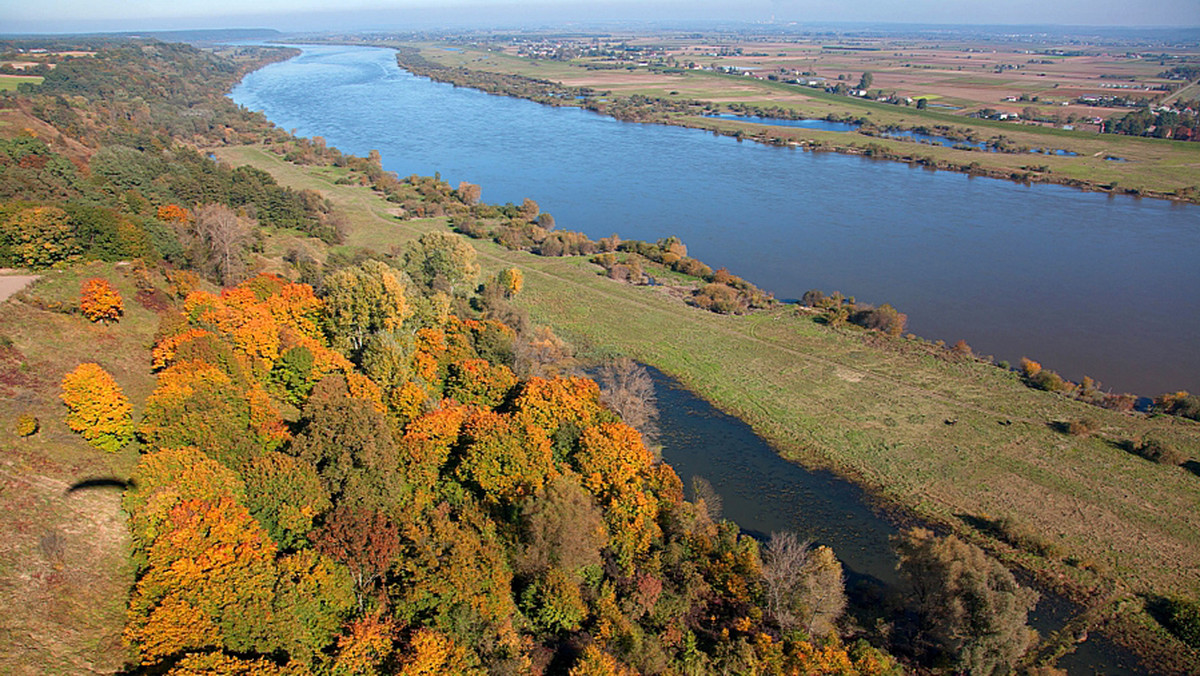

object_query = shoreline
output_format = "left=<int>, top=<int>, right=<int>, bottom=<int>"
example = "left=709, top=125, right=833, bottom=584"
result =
left=368, top=41, right=1200, bottom=206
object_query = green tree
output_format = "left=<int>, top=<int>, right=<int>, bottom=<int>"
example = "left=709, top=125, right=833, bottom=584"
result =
left=290, top=374, right=404, bottom=509
left=857, top=72, right=873, bottom=90
left=896, top=528, right=1038, bottom=675
left=242, top=452, right=331, bottom=549
left=322, top=260, right=411, bottom=354
left=403, top=231, right=480, bottom=297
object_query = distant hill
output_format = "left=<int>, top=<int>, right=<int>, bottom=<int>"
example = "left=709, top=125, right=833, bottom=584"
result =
left=0, top=28, right=284, bottom=45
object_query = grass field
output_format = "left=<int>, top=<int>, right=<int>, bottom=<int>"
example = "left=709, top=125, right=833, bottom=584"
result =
left=0, top=262, right=160, bottom=674
left=214, top=145, right=1200, bottom=631
left=0, top=75, right=43, bottom=91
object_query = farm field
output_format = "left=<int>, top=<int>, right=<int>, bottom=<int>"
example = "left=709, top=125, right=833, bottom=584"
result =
left=343, top=32, right=1200, bottom=200
left=214, top=143, right=1200, bottom=670
left=0, top=75, right=43, bottom=91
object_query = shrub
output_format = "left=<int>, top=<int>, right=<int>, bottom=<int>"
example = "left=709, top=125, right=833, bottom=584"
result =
left=60, top=363, right=134, bottom=452
left=1162, top=597, right=1200, bottom=649
left=16, top=413, right=39, bottom=437
left=1067, top=418, right=1096, bottom=437
left=1030, top=369, right=1070, bottom=393
left=1134, top=435, right=1185, bottom=465
left=849, top=303, right=907, bottom=336
left=692, top=283, right=744, bottom=314
left=80, top=277, right=124, bottom=324
left=1156, top=391, right=1200, bottom=422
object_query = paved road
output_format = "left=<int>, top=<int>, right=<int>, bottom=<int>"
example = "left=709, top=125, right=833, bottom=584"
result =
left=0, top=275, right=38, bottom=302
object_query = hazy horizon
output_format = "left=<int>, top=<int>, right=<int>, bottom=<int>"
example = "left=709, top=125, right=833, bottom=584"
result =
left=4, top=0, right=1199, bottom=35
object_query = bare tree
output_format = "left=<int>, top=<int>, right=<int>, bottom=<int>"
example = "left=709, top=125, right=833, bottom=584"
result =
left=762, top=532, right=847, bottom=639
left=597, top=357, right=659, bottom=445
left=690, top=476, right=722, bottom=521
left=190, top=203, right=252, bottom=285
left=513, top=325, right=576, bottom=378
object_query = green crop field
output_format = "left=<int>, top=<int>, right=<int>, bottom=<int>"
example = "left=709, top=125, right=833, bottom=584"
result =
left=0, top=75, right=43, bottom=91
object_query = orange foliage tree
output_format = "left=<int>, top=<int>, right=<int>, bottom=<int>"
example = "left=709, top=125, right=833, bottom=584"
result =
left=80, top=277, right=124, bottom=324
left=60, top=362, right=134, bottom=452
left=157, top=203, right=191, bottom=224
left=124, top=497, right=279, bottom=664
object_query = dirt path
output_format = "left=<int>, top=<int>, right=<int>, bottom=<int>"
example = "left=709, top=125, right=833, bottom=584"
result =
left=0, top=274, right=38, bottom=302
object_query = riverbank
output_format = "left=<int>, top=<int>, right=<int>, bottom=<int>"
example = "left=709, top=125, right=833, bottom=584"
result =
left=212, top=143, right=1200, bottom=673
left=367, top=40, right=1200, bottom=205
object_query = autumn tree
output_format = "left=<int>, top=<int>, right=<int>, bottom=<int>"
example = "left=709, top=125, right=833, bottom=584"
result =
left=124, top=446, right=245, bottom=556
left=242, top=452, right=331, bottom=549
left=396, top=628, right=485, bottom=676
left=124, top=497, right=280, bottom=664
left=444, top=358, right=518, bottom=408
left=60, top=362, right=134, bottom=452
left=403, top=231, right=480, bottom=297
left=139, top=359, right=286, bottom=468
left=896, top=528, right=1038, bottom=675
left=761, top=532, right=847, bottom=639
left=314, top=506, right=401, bottom=611
left=80, top=277, right=124, bottom=324
left=455, top=409, right=554, bottom=505
left=0, top=205, right=79, bottom=268
left=390, top=503, right=519, bottom=656
left=332, top=613, right=399, bottom=675
left=322, top=260, right=411, bottom=354
left=521, top=566, right=588, bottom=634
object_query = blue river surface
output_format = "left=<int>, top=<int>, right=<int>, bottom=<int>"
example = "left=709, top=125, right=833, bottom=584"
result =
left=230, top=44, right=1200, bottom=396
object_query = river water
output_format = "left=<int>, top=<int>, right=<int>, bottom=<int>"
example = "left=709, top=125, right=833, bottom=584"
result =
left=230, top=44, right=1200, bottom=397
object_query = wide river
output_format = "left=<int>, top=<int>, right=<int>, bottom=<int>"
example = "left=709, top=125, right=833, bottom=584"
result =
left=230, top=44, right=1200, bottom=396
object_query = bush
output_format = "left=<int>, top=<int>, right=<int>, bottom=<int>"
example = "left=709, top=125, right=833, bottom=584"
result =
left=1134, top=435, right=1186, bottom=465
left=1067, top=418, right=1096, bottom=437
left=1162, top=597, right=1200, bottom=649
left=15, top=413, right=39, bottom=437
left=849, top=303, right=907, bottom=336
left=1030, top=369, right=1071, bottom=393
left=691, top=283, right=744, bottom=314
left=1156, top=391, right=1200, bottom=422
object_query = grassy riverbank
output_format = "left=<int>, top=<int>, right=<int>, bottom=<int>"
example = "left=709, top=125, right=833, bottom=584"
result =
left=216, top=143, right=1200, bottom=672
left=347, top=39, right=1200, bottom=202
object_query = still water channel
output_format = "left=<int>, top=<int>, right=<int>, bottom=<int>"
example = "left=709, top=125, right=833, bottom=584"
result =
left=230, top=44, right=1200, bottom=396
left=650, top=366, right=1145, bottom=675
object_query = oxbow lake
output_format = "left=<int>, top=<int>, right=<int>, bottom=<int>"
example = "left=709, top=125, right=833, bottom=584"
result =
left=231, top=44, right=1200, bottom=395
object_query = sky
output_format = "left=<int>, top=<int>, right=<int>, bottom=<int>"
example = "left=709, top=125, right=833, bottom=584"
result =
left=2, top=0, right=1198, bottom=34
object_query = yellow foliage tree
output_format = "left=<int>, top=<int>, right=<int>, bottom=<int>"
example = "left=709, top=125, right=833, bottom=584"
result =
left=396, top=629, right=483, bottom=676
left=60, top=362, right=134, bottom=452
